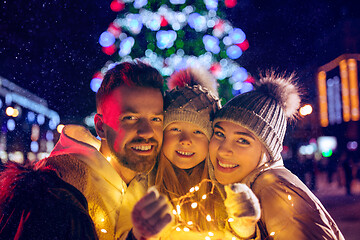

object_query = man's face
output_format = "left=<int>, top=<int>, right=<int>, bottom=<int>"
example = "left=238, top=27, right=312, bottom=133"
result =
left=100, top=86, right=164, bottom=173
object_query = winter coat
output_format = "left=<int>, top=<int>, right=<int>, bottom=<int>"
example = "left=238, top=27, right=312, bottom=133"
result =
left=37, top=125, right=148, bottom=240
left=0, top=162, right=98, bottom=240
left=240, top=160, right=345, bottom=240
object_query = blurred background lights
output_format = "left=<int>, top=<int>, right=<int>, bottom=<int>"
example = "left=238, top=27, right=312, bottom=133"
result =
left=170, top=0, right=185, bottom=4
left=119, top=36, right=135, bottom=56
left=48, top=118, right=58, bottom=130
left=5, top=106, right=14, bottom=116
left=205, top=0, right=218, bottom=11
left=188, top=13, right=207, bottom=32
left=99, top=31, right=116, bottom=47
left=27, top=111, right=35, bottom=123
left=156, top=30, right=177, bottom=49
left=30, top=141, right=39, bottom=153
left=229, top=28, right=246, bottom=44
left=347, top=141, right=358, bottom=151
left=299, top=104, right=313, bottom=116
left=46, top=130, right=54, bottom=141
left=232, top=67, right=248, bottom=82
left=134, top=0, right=147, bottom=9
left=110, top=0, right=125, bottom=12
left=203, top=35, right=220, bottom=54
left=37, top=114, right=45, bottom=125
left=7, top=119, right=15, bottom=131
left=225, top=0, right=237, bottom=8
left=126, top=14, right=143, bottom=34
left=226, top=45, right=242, bottom=59
left=57, top=124, right=65, bottom=133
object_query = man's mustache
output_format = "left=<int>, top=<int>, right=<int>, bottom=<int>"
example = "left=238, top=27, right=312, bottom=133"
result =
left=128, top=137, right=158, bottom=145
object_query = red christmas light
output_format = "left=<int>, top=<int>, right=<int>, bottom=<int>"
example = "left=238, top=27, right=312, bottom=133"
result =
left=160, top=16, right=168, bottom=27
left=102, top=44, right=117, bottom=55
left=236, top=39, right=249, bottom=51
left=108, top=22, right=122, bottom=38
left=110, top=0, right=125, bottom=12
left=225, top=0, right=237, bottom=8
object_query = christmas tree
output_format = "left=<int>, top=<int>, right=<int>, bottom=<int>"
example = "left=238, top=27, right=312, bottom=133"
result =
left=91, top=0, right=253, bottom=103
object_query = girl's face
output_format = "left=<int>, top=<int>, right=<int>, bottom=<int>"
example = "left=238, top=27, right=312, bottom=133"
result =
left=209, top=121, right=263, bottom=185
left=163, top=121, right=209, bottom=169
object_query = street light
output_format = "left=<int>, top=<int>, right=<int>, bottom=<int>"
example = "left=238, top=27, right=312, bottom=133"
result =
left=299, top=104, right=313, bottom=116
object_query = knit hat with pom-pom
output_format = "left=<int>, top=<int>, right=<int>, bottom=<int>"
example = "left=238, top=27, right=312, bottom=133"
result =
left=213, top=72, right=301, bottom=161
left=164, top=67, right=221, bottom=140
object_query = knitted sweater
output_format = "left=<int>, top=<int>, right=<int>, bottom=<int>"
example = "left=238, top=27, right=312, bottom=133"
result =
left=37, top=125, right=147, bottom=240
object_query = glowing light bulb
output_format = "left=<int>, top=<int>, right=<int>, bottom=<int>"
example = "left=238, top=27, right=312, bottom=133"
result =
left=206, top=214, right=212, bottom=221
left=101, top=218, right=105, bottom=222
left=101, top=229, right=107, bottom=233
left=191, top=202, right=198, bottom=208
left=208, top=232, right=214, bottom=236
left=183, top=227, right=190, bottom=232
left=176, top=227, right=181, bottom=231
left=189, top=187, right=195, bottom=192
left=106, top=157, right=111, bottom=162
left=228, top=218, right=234, bottom=222
left=205, top=237, right=211, bottom=240
left=194, top=186, right=200, bottom=191
left=288, top=195, right=292, bottom=200
left=187, top=221, right=193, bottom=225
left=270, top=232, right=275, bottom=236
left=172, top=209, right=177, bottom=215
left=176, top=205, right=181, bottom=214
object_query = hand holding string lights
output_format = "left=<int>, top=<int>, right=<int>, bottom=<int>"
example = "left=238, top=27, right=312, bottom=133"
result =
left=224, top=184, right=261, bottom=238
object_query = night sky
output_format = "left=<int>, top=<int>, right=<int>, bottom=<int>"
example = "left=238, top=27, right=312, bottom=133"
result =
left=1, top=0, right=359, bottom=124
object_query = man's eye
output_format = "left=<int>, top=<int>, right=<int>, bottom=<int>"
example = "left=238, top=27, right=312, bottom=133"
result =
left=152, top=117, right=163, bottom=122
left=122, top=116, right=137, bottom=121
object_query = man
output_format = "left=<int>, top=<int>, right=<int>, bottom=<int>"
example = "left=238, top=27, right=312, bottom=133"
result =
left=38, top=61, right=172, bottom=239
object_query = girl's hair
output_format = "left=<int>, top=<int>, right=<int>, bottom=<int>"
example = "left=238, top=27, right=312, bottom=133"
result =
left=153, top=152, right=227, bottom=231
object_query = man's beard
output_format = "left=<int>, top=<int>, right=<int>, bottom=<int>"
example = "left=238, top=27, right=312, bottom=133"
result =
left=109, top=137, right=159, bottom=173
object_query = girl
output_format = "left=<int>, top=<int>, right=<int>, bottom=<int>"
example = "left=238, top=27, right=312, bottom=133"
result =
left=209, top=72, right=345, bottom=239
left=152, top=67, right=259, bottom=239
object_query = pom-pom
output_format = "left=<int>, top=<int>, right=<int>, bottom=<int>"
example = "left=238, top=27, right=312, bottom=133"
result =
left=256, top=71, right=301, bottom=120
left=167, top=66, right=219, bottom=97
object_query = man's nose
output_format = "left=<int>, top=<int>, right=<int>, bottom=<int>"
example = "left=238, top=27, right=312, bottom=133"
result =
left=137, top=119, right=155, bottom=139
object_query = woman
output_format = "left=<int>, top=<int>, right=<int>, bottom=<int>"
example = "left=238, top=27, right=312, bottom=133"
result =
left=209, top=72, right=344, bottom=239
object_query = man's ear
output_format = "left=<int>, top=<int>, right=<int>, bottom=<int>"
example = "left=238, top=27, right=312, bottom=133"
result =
left=94, top=113, right=106, bottom=139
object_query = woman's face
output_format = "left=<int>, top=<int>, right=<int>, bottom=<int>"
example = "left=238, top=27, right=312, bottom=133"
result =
left=162, top=121, right=209, bottom=169
left=209, top=121, right=263, bottom=185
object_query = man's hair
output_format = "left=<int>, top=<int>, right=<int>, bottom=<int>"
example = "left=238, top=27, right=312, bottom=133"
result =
left=96, top=60, right=164, bottom=110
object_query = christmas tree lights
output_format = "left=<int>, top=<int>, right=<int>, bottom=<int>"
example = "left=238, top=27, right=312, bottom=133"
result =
left=92, top=0, right=254, bottom=101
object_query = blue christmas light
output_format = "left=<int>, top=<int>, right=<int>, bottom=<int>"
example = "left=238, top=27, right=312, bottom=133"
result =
left=232, top=67, right=248, bottom=82
left=119, top=37, right=135, bottom=56
left=204, top=0, right=218, bottom=10
left=126, top=14, right=143, bottom=34
left=90, top=77, right=102, bottom=93
left=99, top=31, right=115, bottom=47
left=134, top=0, right=147, bottom=9
left=226, top=45, right=242, bottom=59
left=203, top=35, right=220, bottom=54
left=229, top=28, right=246, bottom=44
left=240, top=82, right=254, bottom=93
left=156, top=30, right=177, bottom=49
left=188, top=13, right=207, bottom=32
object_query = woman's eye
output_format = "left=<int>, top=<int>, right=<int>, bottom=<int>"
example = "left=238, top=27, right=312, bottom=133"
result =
left=214, top=131, right=224, bottom=138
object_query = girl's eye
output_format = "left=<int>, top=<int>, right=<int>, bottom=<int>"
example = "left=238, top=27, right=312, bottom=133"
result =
left=194, top=130, right=204, bottom=135
left=237, top=138, right=250, bottom=145
left=170, top=128, right=180, bottom=132
left=214, top=131, right=224, bottom=138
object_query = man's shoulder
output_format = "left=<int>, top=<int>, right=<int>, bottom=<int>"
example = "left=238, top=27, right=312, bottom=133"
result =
left=37, top=154, right=92, bottom=193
